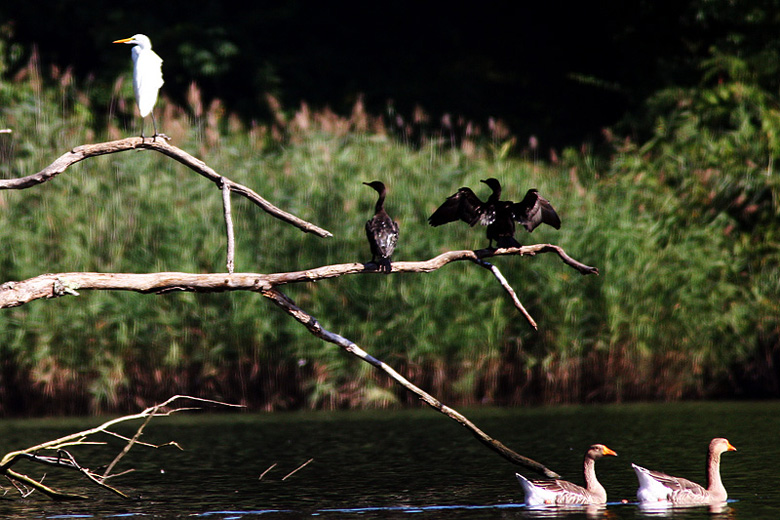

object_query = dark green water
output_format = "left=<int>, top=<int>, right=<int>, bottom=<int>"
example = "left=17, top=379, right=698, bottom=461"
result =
left=0, top=402, right=777, bottom=519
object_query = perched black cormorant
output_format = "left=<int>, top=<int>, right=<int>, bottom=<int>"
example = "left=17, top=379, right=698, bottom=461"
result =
left=428, top=178, right=560, bottom=248
left=363, top=181, right=399, bottom=271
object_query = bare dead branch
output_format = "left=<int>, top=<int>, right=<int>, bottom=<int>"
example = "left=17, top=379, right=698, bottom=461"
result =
left=221, top=181, right=236, bottom=274
left=282, top=458, right=314, bottom=481
left=0, top=395, right=242, bottom=500
left=473, top=258, right=538, bottom=329
left=0, top=244, right=597, bottom=311
left=102, top=403, right=157, bottom=479
left=0, top=137, right=332, bottom=238
left=258, top=462, right=278, bottom=480
left=56, top=450, right=128, bottom=498
left=101, top=468, right=135, bottom=481
left=261, top=287, right=560, bottom=478
left=5, top=468, right=87, bottom=500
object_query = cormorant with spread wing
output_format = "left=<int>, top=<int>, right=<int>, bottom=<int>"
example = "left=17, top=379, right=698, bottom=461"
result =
left=363, top=181, right=399, bottom=271
left=428, top=178, right=560, bottom=248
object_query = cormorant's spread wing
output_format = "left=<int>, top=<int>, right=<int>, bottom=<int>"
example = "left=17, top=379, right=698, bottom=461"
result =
left=512, top=189, right=561, bottom=232
left=428, top=187, right=488, bottom=227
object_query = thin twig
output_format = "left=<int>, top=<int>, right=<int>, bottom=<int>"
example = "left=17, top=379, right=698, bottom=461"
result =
left=473, top=258, right=537, bottom=329
left=221, top=180, right=236, bottom=274
left=282, top=458, right=314, bottom=481
left=102, top=405, right=157, bottom=479
left=258, top=462, right=277, bottom=481
left=101, top=468, right=135, bottom=481
left=56, top=450, right=127, bottom=498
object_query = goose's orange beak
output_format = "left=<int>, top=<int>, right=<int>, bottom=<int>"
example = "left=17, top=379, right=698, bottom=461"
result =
left=603, top=446, right=618, bottom=457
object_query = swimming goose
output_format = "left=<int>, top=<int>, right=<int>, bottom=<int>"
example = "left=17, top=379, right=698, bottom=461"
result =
left=516, top=444, right=617, bottom=506
left=632, top=437, right=736, bottom=505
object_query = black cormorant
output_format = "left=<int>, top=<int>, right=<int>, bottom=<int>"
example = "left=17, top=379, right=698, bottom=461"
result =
left=363, top=181, right=399, bottom=270
left=428, top=178, right=560, bottom=248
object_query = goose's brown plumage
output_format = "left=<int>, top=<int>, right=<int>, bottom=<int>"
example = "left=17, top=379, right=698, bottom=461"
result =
left=633, top=438, right=736, bottom=505
left=428, top=178, right=560, bottom=248
left=516, top=444, right=617, bottom=506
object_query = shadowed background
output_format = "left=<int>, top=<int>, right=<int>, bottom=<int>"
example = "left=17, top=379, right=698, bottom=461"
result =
left=0, top=0, right=778, bottom=415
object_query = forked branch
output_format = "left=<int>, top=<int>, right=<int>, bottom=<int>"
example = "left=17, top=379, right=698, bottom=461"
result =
left=0, top=244, right=598, bottom=318
left=0, top=395, right=242, bottom=500
left=0, top=137, right=332, bottom=238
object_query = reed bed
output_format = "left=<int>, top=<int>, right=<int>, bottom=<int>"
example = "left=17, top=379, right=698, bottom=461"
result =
left=0, top=49, right=777, bottom=415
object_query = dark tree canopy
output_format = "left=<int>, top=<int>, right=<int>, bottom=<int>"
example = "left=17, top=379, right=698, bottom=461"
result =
left=2, top=0, right=765, bottom=147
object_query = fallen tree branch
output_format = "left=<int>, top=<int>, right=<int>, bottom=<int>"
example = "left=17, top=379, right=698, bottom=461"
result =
left=0, top=244, right=598, bottom=312
left=0, top=137, right=332, bottom=238
left=261, top=287, right=560, bottom=478
left=0, top=395, right=242, bottom=500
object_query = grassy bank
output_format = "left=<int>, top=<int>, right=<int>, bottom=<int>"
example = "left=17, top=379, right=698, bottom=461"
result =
left=0, top=53, right=778, bottom=415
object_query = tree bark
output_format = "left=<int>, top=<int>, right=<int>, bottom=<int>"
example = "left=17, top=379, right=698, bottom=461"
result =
left=262, top=287, right=560, bottom=477
left=0, top=136, right=332, bottom=238
left=0, top=244, right=597, bottom=310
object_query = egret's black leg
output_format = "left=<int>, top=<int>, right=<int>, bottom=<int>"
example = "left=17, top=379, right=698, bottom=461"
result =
left=151, top=111, right=158, bottom=141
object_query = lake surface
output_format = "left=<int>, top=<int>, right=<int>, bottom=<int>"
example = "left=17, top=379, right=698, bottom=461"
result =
left=0, top=401, right=777, bottom=519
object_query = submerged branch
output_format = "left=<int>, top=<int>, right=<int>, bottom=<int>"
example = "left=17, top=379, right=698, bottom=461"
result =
left=261, top=287, right=560, bottom=478
left=0, top=395, right=242, bottom=500
left=282, top=458, right=314, bottom=481
left=0, top=137, right=332, bottom=238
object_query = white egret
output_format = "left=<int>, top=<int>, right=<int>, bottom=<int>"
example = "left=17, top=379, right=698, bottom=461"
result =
left=113, top=34, right=164, bottom=138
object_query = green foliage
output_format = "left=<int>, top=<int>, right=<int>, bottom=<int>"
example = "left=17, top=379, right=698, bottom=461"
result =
left=579, top=49, right=780, bottom=394
left=1, top=42, right=779, bottom=414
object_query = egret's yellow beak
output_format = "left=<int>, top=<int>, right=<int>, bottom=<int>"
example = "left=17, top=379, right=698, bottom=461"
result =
left=113, top=37, right=134, bottom=44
